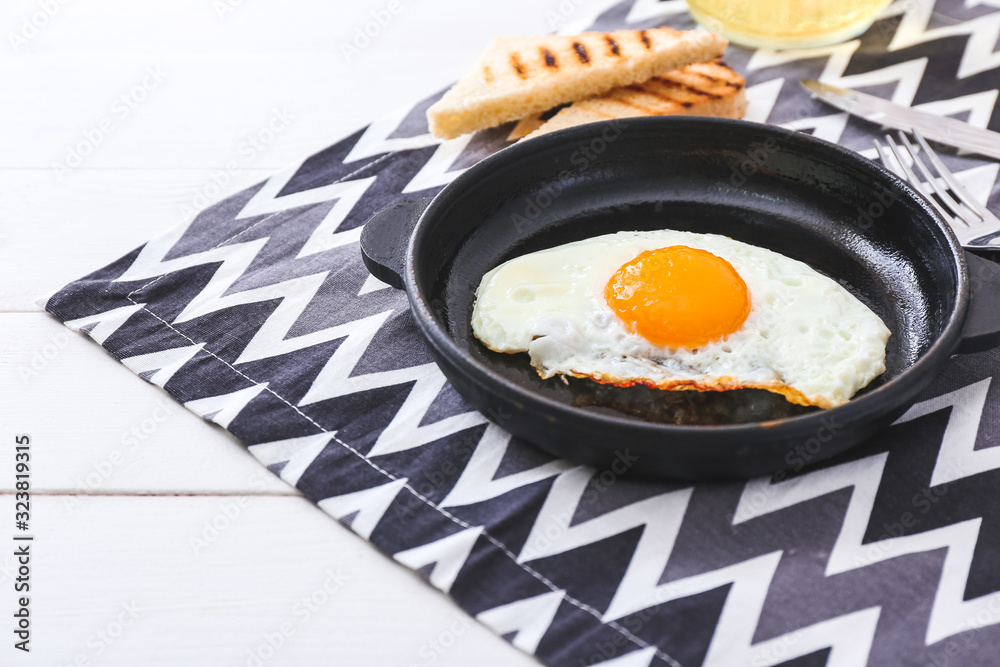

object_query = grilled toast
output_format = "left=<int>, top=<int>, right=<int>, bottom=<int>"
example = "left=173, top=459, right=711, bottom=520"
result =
left=427, top=28, right=728, bottom=140
left=523, top=60, right=746, bottom=139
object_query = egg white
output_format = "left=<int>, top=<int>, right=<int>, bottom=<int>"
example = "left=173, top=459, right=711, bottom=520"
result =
left=470, top=230, right=891, bottom=408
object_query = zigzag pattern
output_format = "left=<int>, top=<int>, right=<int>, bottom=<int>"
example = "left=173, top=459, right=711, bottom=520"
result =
left=440, top=425, right=572, bottom=508
left=730, top=380, right=998, bottom=655
left=105, top=144, right=493, bottom=459
left=517, top=467, right=692, bottom=621
left=341, top=105, right=441, bottom=164
left=887, top=0, right=1000, bottom=78
left=742, top=0, right=1000, bottom=183
left=43, top=1, right=1000, bottom=665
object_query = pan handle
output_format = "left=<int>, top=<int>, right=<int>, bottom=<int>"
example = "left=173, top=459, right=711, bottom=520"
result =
left=958, top=251, right=1000, bottom=353
left=360, top=197, right=434, bottom=290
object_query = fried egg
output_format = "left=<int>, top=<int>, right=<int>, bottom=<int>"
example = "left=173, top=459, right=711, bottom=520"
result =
left=471, top=230, right=890, bottom=408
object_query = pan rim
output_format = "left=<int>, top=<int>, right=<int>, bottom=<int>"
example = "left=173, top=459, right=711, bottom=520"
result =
left=405, top=117, right=969, bottom=437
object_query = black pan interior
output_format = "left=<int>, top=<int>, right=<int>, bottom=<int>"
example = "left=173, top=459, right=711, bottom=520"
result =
left=413, top=119, right=959, bottom=426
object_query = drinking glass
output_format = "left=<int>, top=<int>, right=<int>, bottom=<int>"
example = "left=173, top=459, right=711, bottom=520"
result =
left=686, top=0, right=894, bottom=49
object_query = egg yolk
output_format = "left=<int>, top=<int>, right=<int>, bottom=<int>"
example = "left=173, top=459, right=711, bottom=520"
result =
left=604, top=246, right=750, bottom=348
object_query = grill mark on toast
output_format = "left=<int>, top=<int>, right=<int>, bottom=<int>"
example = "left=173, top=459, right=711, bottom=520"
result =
left=633, top=88, right=697, bottom=106
left=615, top=99, right=678, bottom=114
left=605, top=35, right=620, bottom=56
left=680, top=84, right=721, bottom=99
left=606, top=88, right=696, bottom=115
left=482, top=65, right=494, bottom=84
left=625, top=79, right=708, bottom=103
left=686, top=68, right=742, bottom=88
left=652, top=78, right=723, bottom=99
left=649, top=78, right=682, bottom=89
left=573, top=41, right=590, bottom=64
left=509, top=53, right=527, bottom=78
left=542, top=48, right=558, bottom=68
left=529, top=57, right=745, bottom=137
left=639, top=30, right=651, bottom=49
left=690, top=71, right=723, bottom=83
left=675, top=65, right=745, bottom=92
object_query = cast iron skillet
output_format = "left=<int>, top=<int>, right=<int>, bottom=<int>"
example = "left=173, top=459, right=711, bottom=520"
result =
left=360, top=117, right=1000, bottom=481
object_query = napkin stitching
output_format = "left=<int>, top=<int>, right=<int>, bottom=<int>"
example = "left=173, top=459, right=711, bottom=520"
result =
left=123, top=295, right=683, bottom=667
left=124, top=151, right=396, bottom=301
left=108, top=119, right=681, bottom=664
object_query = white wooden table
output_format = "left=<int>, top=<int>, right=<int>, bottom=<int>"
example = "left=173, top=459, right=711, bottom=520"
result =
left=0, top=1, right=612, bottom=663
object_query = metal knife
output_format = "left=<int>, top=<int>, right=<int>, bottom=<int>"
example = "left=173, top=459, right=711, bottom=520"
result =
left=801, top=78, right=1000, bottom=162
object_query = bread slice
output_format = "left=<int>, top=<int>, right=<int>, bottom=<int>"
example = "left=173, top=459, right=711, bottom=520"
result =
left=427, top=28, right=728, bottom=140
left=507, top=113, right=549, bottom=141
left=525, top=60, right=746, bottom=139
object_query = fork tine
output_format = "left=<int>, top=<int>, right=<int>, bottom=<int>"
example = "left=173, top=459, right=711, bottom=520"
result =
left=885, top=133, right=921, bottom=183
left=873, top=138, right=902, bottom=177
left=896, top=132, right=971, bottom=227
left=883, top=134, right=960, bottom=227
left=874, top=132, right=1000, bottom=247
left=911, top=130, right=991, bottom=221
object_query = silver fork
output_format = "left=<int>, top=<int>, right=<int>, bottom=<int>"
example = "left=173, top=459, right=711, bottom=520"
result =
left=874, top=130, right=1000, bottom=247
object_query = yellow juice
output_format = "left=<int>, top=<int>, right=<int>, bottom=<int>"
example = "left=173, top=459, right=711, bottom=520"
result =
left=686, top=0, right=893, bottom=49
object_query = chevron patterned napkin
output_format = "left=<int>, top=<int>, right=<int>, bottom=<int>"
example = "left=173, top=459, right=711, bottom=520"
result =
left=44, top=1, right=1000, bottom=665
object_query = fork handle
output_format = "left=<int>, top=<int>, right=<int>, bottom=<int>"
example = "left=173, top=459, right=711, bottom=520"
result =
left=958, top=251, right=1000, bottom=354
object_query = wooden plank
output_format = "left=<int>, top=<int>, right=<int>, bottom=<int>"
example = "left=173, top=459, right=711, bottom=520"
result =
left=1, top=0, right=614, bottom=171
left=2, top=169, right=277, bottom=312
left=0, top=313, right=294, bottom=494
left=1, top=0, right=592, bottom=56
left=0, top=494, right=535, bottom=666
left=0, top=1, right=620, bottom=662
left=1, top=53, right=429, bottom=170
left=2, top=0, right=618, bottom=308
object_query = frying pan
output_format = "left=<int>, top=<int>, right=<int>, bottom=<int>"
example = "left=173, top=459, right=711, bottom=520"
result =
left=360, top=117, right=1000, bottom=481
